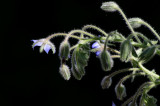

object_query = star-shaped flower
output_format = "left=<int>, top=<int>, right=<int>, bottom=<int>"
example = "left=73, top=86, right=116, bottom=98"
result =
left=31, top=39, right=56, bottom=54
left=92, top=42, right=102, bottom=56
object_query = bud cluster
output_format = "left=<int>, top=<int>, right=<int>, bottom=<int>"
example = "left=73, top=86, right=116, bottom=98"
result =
left=31, top=1, right=160, bottom=106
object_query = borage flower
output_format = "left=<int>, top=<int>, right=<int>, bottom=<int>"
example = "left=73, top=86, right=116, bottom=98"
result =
left=92, top=41, right=102, bottom=56
left=31, top=39, right=56, bottom=54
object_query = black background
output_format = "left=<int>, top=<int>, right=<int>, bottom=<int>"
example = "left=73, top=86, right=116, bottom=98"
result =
left=1, top=0, right=160, bottom=106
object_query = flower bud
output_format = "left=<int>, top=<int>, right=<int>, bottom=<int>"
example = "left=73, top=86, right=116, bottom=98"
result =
left=99, top=50, right=114, bottom=71
left=128, top=18, right=143, bottom=28
left=138, top=46, right=157, bottom=63
left=59, top=41, right=70, bottom=60
left=59, top=64, right=71, bottom=80
left=101, top=2, right=119, bottom=12
left=101, top=76, right=112, bottom=89
left=115, top=83, right=126, bottom=100
left=120, top=40, right=132, bottom=62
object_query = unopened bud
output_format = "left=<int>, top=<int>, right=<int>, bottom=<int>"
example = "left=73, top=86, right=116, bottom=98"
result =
left=59, top=64, right=71, bottom=80
left=120, top=40, right=132, bottom=62
left=99, top=50, right=114, bottom=71
left=115, top=83, right=127, bottom=100
left=101, top=76, right=112, bottom=89
left=128, top=18, right=143, bottom=28
left=101, top=1, right=119, bottom=12
left=59, top=41, right=70, bottom=60
left=138, top=46, right=157, bottom=63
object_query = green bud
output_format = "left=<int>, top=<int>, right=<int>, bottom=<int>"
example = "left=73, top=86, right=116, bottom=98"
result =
left=59, top=64, right=71, bottom=80
left=115, top=83, right=127, bottom=100
left=101, top=76, right=112, bottom=89
left=99, top=50, right=114, bottom=71
left=120, top=40, right=132, bottom=62
left=138, top=46, right=157, bottom=63
left=59, top=41, right=70, bottom=60
left=128, top=18, right=143, bottom=28
left=101, top=2, right=119, bottom=12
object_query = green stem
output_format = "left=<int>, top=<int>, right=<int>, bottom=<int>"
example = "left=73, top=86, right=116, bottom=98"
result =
left=103, top=34, right=110, bottom=51
left=81, top=25, right=108, bottom=37
left=46, top=33, right=82, bottom=40
left=117, top=8, right=141, bottom=43
left=132, top=82, right=154, bottom=104
left=111, top=55, right=120, bottom=58
left=119, top=72, right=145, bottom=85
left=108, top=68, right=139, bottom=78
left=121, top=82, right=153, bottom=106
left=142, top=21, right=160, bottom=41
left=65, top=30, right=95, bottom=41
left=70, top=38, right=96, bottom=51
left=138, top=62, right=159, bottom=79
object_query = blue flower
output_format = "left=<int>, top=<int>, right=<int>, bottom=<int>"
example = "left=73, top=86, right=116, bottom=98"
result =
left=112, top=102, right=116, bottom=106
left=92, top=42, right=101, bottom=56
left=31, top=39, right=56, bottom=54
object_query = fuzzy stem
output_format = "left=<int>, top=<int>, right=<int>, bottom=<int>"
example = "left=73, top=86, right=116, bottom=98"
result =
left=108, top=68, right=140, bottom=78
left=65, top=30, right=95, bottom=41
left=81, top=25, right=108, bottom=37
left=119, top=72, right=145, bottom=85
left=141, top=21, right=160, bottom=41
left=103, top=34, right=110, bottom=51
left=46, top=33, right=82, bottom=40
left=116, top=8, right=141, bottom=43
left=111, top=55, right=120, bottom=58
left=138, top=62, right=159, bottom=79
left=132, top=82, right=154, bottom=104
left=121, top=82, right=153, bottom=106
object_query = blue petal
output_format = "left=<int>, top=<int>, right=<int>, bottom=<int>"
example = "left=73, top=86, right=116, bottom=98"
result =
left=44, top=44, right=51, bottom=54
left=96, top=51, right=101, bottom=56
left=112, top=102, right=116, bottom=106
left=98, top=35, right=101, bottom=37
left=32, top=40, right=43, bottom=49
left=92, top=42, right=100, bottom=49
left=34, top=42, right=43, bottom=47
left=31, top=40, right=38, bottom=43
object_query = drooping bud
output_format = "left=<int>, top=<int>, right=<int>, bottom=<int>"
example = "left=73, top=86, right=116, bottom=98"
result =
left=101, top=2, right=119, bottom=12
left=59, top=64, right=71, bottom=80
left=120, top=40, right=132, bottom=62
left=101, top=76, right=112, bottom=89
left=99, top=50, right=114, bottom=71
left=59, top=41, right=70, bottom=60
left=138, top=46, right=157, bottom=63
left=128, top=18, right=143, bottom=28
left=115, top=83, right=127, bottom=100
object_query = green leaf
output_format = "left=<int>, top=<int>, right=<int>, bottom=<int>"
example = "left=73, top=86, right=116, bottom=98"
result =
left=71, top=43, right=90, bottom=80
